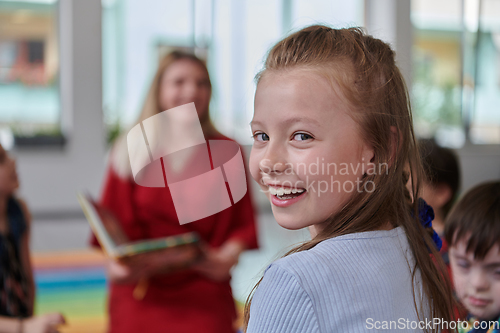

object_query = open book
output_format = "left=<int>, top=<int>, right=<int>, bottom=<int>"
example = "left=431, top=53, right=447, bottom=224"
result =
left=77, top=192, right=203, bottom=264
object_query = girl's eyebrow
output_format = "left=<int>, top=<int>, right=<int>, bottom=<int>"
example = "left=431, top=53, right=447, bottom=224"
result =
left=250, top=117, right=321, bottom=127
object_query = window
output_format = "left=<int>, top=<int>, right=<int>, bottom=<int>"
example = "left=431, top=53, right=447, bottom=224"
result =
left=412, top=0, right=500, bottom=147
left=0, top=0, right=61, bottom=147
left=102, top=0, right=364, bottom=145
left=469, top=0, right=500, bottom=144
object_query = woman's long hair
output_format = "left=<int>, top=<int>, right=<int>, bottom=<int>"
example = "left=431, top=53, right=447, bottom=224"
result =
left=111, top=51, right=219, bottom=177
left=243, top=26, right=456, bottom=332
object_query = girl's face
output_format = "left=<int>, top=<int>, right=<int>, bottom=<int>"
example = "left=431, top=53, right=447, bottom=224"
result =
left=0, top=145, right=19, bottom=196
left=158, top=58, right=211, bottom=118
left=250, top=69, right=374, bottom=232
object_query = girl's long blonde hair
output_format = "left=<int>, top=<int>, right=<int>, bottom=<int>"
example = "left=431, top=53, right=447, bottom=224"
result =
left=111, top=51, right=219, bottom=177
left=243, top=26, right=456, bottom=332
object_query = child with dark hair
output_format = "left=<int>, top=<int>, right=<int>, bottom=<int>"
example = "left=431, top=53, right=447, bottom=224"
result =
left=420, top=139, right=461, bottom=268
left=445, top=181, right=500, bottom=332
left=419, top=139, right=461, bottom=235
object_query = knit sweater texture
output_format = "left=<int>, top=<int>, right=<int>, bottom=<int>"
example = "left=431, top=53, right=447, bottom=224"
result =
left=247, top=227, right=429, bottom=332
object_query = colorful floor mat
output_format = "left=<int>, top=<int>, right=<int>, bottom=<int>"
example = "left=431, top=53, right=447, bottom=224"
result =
left=33, top=250, right=108, bottom=333
left=32, top=250, right=249, bottom=333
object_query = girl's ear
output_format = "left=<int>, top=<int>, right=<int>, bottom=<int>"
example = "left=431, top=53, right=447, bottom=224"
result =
left=369, top=126, right=399, bottom=167
left=362, top=141, right=375, bottom=171
left=361, top=145, right=375, bottom=179
left=361, top=127, right=398, bottom=174
left=364, top=145, right=375, bottom=164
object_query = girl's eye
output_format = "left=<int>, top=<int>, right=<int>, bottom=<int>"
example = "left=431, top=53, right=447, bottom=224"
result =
left=293, top=133, right=313, bottom=141
left=457, top=260, right=470, bottom=269
left=252, top=132, right=269, bottom=142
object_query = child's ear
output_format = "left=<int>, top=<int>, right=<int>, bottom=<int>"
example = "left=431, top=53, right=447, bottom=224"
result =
left=364, top=146, right=375, bottom=164
left=363, top=126, right=398, bottom=165
left=362, top=142, right=375, bottom=169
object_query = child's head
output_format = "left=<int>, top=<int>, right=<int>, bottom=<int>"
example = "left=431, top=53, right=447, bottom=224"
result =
left=419, top=139, right=461, bottom=225
left=246, top=25, right=456, bottom=331
left=0, top=144, right=19, bottom=197
left=445, top=181, right=500, bottom=320
left=250, top=60, right=374, bottom=231
left=250, top=26, right=421, bottom=233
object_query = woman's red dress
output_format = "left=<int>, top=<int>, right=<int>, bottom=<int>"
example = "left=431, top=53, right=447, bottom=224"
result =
left=90, top=136, right=258, bottom=333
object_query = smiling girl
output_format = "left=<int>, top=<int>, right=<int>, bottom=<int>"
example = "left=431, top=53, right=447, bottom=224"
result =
left=243, top=26, right=456, bottom=332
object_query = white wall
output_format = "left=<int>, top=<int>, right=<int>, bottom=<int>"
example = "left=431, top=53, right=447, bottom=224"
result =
left=14, top=0, right=106, bottom=217
left=457, top=144, right=500, bottom=193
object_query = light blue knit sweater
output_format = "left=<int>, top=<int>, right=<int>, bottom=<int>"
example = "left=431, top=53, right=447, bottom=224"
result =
left=247, top=227, right=429, bottom=333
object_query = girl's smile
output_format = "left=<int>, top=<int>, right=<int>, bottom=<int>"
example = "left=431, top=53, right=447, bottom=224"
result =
left=249, top=68, right=374, bottom=232
left=267, top=185, right=307, bottom=207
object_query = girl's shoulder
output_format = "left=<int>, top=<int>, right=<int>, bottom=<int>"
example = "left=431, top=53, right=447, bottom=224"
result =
left=255, top=227, right=423, bottom=333
left=268, top=226, right=410, bottom=285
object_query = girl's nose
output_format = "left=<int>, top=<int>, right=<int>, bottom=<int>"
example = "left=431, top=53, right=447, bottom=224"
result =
left=259, top=146, right=289, bottom=175
left=259, top=159, right=287, bottom=174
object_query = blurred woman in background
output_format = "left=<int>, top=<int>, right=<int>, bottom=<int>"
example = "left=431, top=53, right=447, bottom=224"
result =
left=90, top=51, right=258, bottom=333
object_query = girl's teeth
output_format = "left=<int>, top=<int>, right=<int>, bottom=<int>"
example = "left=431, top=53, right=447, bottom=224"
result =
left=268, top=186, right=305, bottom=196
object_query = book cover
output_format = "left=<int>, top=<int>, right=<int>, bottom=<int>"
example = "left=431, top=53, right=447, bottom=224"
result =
left=77, top=192, right=203, bottom=265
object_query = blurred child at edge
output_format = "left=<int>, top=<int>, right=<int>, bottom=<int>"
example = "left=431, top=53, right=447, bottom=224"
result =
left=445, top=181, right=500, bottom=332
left=419, top=138, right=461, bottom=265
left=0, top=144, right=65, bottom=333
